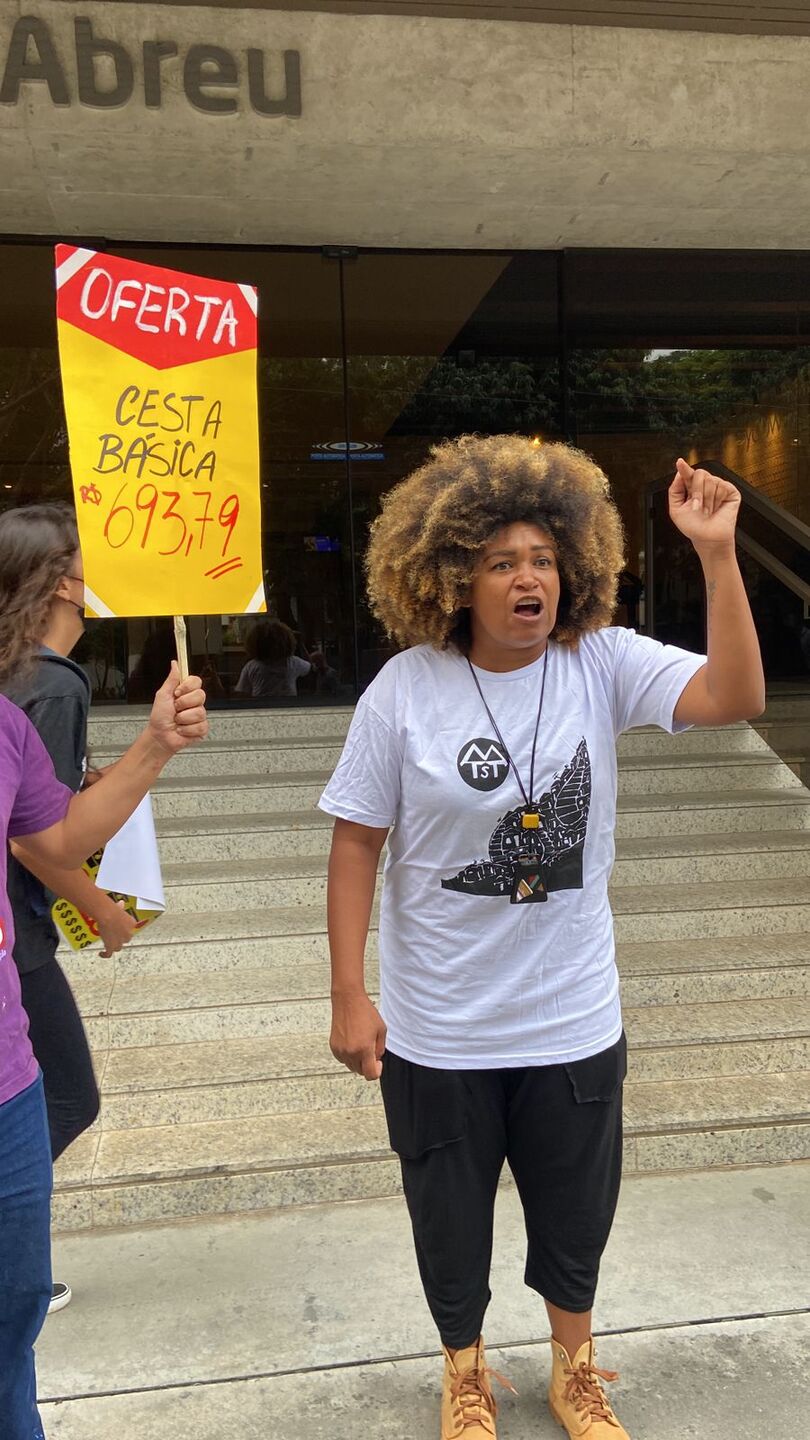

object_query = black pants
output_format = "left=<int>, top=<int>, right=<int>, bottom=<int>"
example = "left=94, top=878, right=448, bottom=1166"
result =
left=380, top=1035, right=626, bottom=1350
left=19, top=960, right=100, bottom=1162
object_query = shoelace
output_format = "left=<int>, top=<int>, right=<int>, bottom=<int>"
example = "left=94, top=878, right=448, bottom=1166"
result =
left=450, top=1363, right=517, bottom=1430
left=562, top=1359, right=621, bottom=1425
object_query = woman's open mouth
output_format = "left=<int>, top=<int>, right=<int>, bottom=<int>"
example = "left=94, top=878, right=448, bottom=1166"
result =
left=513, top=598, right=543, bottom=621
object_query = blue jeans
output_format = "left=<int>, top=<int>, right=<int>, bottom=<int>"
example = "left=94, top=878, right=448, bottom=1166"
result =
left=0, top=1074, right=52, bottom=1440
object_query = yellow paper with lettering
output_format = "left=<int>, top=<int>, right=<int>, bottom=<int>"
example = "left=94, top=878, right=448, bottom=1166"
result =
left=55, top=246, right=265, bottom=618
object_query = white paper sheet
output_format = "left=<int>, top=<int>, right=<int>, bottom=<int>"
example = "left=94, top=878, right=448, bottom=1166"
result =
left=96, top=794, right=165, bottom=911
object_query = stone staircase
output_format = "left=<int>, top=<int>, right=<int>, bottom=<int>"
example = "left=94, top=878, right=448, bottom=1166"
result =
left=52, top=706, right=810, bottom=1233
left=754, top=691, right=810, bottom=787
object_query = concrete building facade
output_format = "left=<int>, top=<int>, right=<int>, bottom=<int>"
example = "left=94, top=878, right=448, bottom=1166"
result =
left=4, top=2, right=810, bottom=249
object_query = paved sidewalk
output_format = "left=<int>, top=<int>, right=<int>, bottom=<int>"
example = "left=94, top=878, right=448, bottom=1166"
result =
left=38, top=1163, right=809, bottom=1438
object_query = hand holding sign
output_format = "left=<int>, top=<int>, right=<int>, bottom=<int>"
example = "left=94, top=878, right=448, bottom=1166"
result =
left=148, top=664, right=209, bottom=754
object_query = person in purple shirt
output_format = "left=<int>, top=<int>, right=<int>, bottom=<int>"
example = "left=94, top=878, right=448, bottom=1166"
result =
left=0, top=633, right=208, bottom=1438
left=2, top=503, right=142, bottom=1317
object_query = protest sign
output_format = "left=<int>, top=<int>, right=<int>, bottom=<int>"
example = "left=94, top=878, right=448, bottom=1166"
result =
left=54, top=246, right=265, bottom=620
left=52, top=796, right=165, bottom=951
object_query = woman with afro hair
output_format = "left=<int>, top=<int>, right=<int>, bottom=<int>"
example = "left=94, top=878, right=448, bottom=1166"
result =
left=319, top=435, right=765, bottom=1440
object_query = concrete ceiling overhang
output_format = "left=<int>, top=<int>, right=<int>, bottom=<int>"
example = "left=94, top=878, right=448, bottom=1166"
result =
left=86, top=0, right=810, bottom=39
left=2, top=1, right=809, bottom=250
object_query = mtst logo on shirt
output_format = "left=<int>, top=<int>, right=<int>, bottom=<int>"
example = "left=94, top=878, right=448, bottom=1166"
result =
left=457, top=737, right=509, bottom=791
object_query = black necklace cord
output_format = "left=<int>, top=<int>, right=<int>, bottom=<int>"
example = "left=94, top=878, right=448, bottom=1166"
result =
left=466, top=646, right=550, bottom=812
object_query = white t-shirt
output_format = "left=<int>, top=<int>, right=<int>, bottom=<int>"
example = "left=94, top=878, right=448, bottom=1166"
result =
left=236, top=655, right=312, bottom=698
left=319, top=628, right=706, bottom=1069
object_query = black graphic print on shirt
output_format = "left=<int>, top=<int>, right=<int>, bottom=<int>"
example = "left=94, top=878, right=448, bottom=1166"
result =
left=441, top=739, right=591, bottom=898
left=456, top=737, right=509, bottom=792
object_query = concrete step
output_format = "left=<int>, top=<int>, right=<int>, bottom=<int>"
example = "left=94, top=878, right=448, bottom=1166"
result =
left=609, top=789, right=810, bottom=838
left=64, top=934, right=810, bottom=1013
left=87, top=705, right=353, bottom=748
left=151, top=830, right=810, bottom=913
left=98, top=738, right=347, bottom=778
left=618, top=724, right=767, bottom=756
left=758, top=694, right=810, bottom=721
left=65, top=904, right=344, bottom=976
left=134, top=827, right=810, bottom=915
left=88, top=709, right=810, bottom=779
left=52, top=1071, right=810, bottom=1232
left=102, top=929, right=810, bottom=988
left=62, top=914, right=810, bottom=996
left=147, top=752, right=805, bottom=821
left=96, top=1033, right=810, bottom=1131
left=150, top=770, right=330, bottom=818
left=609, top=876, right=810, bottom=942
left=754, top=719, right=810, bottom=753
left=95, top=733, right=789, bottom=784
left=72, top=946, right=810, bottom=1047
left=611, top=829, right=810, bottom=883
left=151, top=790, right=810, bottom=864
left=155, top=809, right=335, bottom=862
left=88, top=709, right=759, bottom=753
left=58, top=878, right=810, bottom=979
left=88, top=995, right=810, bottom=1129
left=614, top=752, right=801, bottom=793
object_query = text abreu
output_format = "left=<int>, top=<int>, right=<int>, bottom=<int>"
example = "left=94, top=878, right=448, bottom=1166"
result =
left=0, top=15, right=302, bottom=115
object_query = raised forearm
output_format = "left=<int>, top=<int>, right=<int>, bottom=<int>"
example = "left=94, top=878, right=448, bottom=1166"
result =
left=669, top=462, right=766, bottom=725
left=699, top=543, right=766, bottom=721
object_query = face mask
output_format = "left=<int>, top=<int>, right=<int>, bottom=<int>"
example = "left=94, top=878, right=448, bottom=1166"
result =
left=64, top=574, right=85, bottom=624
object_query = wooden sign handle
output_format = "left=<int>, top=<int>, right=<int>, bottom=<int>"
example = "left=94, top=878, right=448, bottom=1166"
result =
left=173, top=615, right=189, bottom=681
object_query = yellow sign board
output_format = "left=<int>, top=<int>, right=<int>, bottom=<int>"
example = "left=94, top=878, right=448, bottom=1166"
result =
left=55, top=245, right=265, bottom=619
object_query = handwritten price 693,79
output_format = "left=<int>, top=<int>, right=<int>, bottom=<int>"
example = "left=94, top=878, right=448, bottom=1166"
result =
left=101, top=482, right=241, bottom=576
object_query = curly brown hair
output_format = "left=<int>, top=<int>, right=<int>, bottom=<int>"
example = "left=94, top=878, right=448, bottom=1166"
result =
left=245, top=619, right=296, bottom=666
left=366, top=435, right=625, bottom=650
left=0, top=503, right=79, bottom=691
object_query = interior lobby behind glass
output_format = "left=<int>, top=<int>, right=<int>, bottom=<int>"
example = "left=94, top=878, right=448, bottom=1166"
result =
left=1, top=243, right=808, bottom=702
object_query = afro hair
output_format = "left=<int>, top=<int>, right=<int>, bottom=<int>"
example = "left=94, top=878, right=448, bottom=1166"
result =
left=365, top=434, right=626, bottom=651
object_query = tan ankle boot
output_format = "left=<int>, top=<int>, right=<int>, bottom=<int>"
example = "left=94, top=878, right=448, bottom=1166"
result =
left=548, top=1337, right=630, bottom=1437
left=441, top=1336, right=514, bottom=1438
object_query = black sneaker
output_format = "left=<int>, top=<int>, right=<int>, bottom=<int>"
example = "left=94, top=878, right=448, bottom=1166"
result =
left=48, top=1282, right=72, bottom=1314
